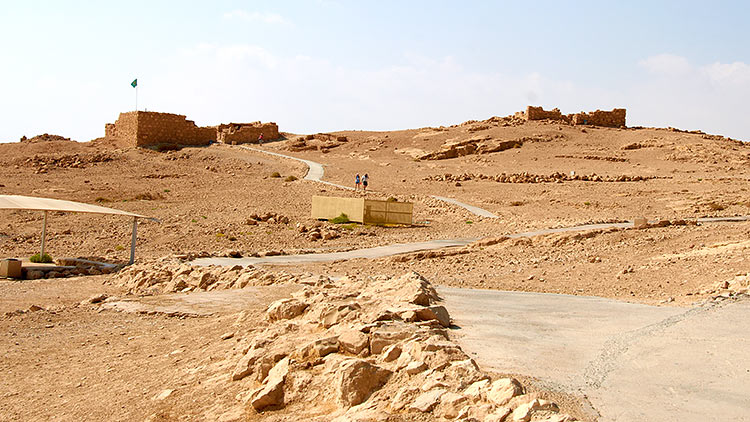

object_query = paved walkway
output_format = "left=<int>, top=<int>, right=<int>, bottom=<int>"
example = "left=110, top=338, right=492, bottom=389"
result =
left=192, top=217, right=747, bottom=267
left=193, top=238, right=476, bottom=267
left=430, top=195, right=498, bottom=218
left=439, top=286, right=750, bottom=421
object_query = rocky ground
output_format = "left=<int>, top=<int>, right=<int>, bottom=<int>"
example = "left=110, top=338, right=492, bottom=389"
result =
left=1, top=113, right=749, bottom=420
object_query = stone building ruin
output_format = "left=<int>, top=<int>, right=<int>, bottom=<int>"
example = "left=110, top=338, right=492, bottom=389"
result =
left=105, top=111, right=279, bottom=147
left=518, top=106, right=626, bottom=128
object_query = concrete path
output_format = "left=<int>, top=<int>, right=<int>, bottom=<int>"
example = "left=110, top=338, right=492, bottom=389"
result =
left=193, top=238, right=475, bottom=267
left=439, top=286, right=750, bottom=421
left=192, top=217, right=748, bottom=267
left=431, top=195, right=499, bottom=219
left=240, top=145, right=353, bottom=190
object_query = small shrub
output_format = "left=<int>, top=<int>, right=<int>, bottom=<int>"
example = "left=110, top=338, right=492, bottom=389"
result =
left=164, top=189, right=171, bottom=193
left=707, top=202, right=725, bottom=211
left=30, top=253, right=53, bottom=263
left=466, top=220, right=473, bottom=224
left=228, top=236, right=237, bottom=241
left=285, top=175, right=298, bottom=182
left=509, top=201, right=524, bottom=206
left=95, top=197, right=111, bottom=203
left=341, top=223, right=358, bottom=230
left=583, top=201, right=591, bottom=206
left=201, top=216, right=207, bottom=219
left=134, top=192, right=164, bottom=201
left=115, top=245, right=125, bottom=251
left=216, top=232, right=225, bottom=237
left=271, top=172, right=281, bottom=178
left=330, top=213, right=350, bottom=224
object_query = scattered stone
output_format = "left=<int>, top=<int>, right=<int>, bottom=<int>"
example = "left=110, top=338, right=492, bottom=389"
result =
left=153, top=389, right=174, bottom=401
left=404, top=360, right=428, bottom=375
left=88, top=293, right=108, bottom=304
left=409, top=388, right=447, bottom=413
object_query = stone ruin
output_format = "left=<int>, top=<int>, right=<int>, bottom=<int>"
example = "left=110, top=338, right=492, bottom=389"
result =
left=518, top=106, right=626, bottom=128
left=105, top=111, right=279, bottom=148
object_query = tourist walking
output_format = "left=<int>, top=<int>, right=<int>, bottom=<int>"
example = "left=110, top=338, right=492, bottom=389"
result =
left=355, top=173, right=361, bottom=191
left=362, top=173, right=369, bottom=192
left=258, top=133, right=264, bottom=145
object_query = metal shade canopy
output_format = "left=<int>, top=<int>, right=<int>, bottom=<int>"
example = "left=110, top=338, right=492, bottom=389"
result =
left=0, top=194, right=158, bottom=264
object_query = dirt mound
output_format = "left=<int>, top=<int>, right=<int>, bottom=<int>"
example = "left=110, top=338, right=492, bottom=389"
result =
left=20, top=133, right=74, bottom=143
left=16, top=152, right=116, bottom=172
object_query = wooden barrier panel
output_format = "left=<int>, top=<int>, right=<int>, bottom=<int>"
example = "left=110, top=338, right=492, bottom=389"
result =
left=311, top=196, right=365, bottom=222
left=364, top=199, right=413, bottom=225
left=311, top=196, right=413, bottom=225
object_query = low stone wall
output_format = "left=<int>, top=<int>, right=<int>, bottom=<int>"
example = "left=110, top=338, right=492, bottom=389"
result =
left=525, top=106, right=566, bottom=121
left=218, top=122, right=280, bottom=145
left=520, top=106, right=626, bottom=127
left=572, top=109, right=626, bottom=128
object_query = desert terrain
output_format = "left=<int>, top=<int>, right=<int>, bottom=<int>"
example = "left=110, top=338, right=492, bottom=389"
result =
left=1, top=114, right=749, bottom=421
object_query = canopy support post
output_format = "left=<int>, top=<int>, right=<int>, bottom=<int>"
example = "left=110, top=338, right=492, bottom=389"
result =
left=40, top=211, right=48, bottom=257
left=129, top=217, right=137, bottom=265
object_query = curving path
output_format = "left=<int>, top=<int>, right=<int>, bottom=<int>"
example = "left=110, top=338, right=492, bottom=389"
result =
left=192, top=216, right=747, bottom=267
left=239, top=145, right=496, bottom=216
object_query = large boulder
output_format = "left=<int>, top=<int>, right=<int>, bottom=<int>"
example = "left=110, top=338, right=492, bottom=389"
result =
left=248, top=357, right=290, bottom=411
left=369, top=322, right=419, bottom=354
left=266, top=298, right=308, bottom=321
left=487, top=378, right=523, bottom=406
left=390, top=272, right=439, bottom=306
left=335, top=358, right=391, bottom=407
left=414, top=305, right=451, bottom=327
left=409, top=388, right=447, bottom=413
left=295, top=336, right=339, bottom=361
left=338, top=330, right=370, bottom=356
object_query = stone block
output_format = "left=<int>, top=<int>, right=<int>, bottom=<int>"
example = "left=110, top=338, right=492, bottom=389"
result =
left=0, top=259, right=22, bottom=278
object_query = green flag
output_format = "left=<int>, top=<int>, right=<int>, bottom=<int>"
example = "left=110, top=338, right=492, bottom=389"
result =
left=131, top=79, right=137, bottom=88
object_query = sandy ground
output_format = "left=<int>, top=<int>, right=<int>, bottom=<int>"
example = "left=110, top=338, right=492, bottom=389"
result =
left=1, top=115, right=749, bottom=420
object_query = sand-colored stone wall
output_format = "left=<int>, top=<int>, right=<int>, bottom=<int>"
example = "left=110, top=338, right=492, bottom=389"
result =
left=134, top=112, right=216, bottom=147
left=105, top=112, right=279, bottom=147
left=571, top=109, right=626, bottom=128
left=525, top=106, right=566, bottom=121
left=520, top=106, right=626, bottom=127
left=218, top=122, right=280, bottom=145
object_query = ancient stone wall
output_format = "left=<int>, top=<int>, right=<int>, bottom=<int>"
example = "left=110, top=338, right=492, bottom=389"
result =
left=520, top=106, right=626, bottom=127
left=105, top=112, right=138, bottom=142
left=218, top=122, right=280, bottom=145
left=105, top=112, right=279, bottom=147
left=525, top=106, right=566, bottom=121
left=571, top=109, right=626, bottom=128
left=134, top=112, right=215, bottom=147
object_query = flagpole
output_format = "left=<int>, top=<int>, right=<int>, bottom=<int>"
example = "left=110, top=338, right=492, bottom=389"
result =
left=135, top=85, right=138, bottom=111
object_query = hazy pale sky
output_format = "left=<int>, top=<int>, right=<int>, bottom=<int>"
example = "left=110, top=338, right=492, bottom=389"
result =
left=2, top=0, right=749, bottom=142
